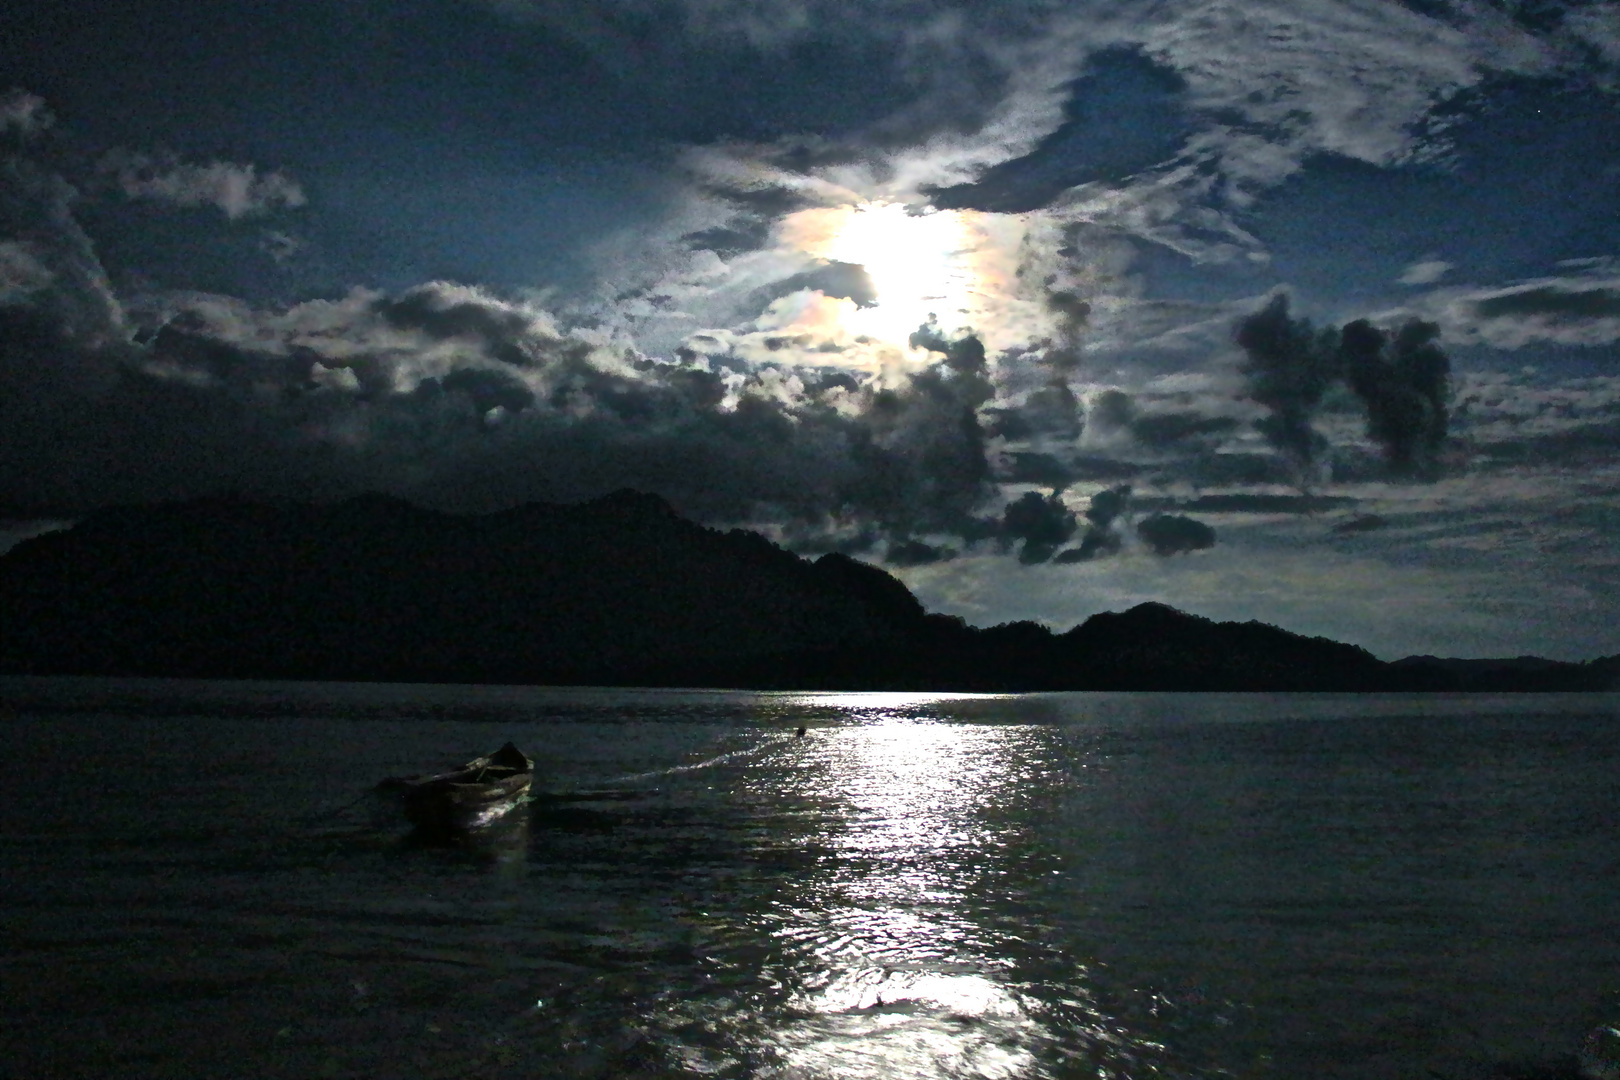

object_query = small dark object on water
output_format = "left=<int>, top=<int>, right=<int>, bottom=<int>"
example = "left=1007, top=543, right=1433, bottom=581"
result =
left=795, top=726, right=806, bottom=738
left=379, top=742, right=533, bottom=832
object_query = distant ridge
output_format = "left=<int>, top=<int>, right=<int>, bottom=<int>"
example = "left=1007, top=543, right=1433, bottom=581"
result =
left=1, top=493, right=1614, bottom=692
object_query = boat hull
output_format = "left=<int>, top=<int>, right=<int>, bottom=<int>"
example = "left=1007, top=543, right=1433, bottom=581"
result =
left=402, top=773, right=532, bottom=832
left=381, top=743, right=535, bottom=833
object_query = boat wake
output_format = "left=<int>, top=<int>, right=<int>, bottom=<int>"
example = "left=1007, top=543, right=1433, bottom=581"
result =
left=601, top=732, right=798, bottom=786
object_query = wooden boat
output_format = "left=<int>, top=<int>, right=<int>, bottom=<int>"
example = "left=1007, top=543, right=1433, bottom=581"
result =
left=378, top=742, right=534, bottom=832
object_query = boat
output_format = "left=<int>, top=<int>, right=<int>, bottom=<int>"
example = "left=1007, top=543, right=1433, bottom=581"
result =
left=378, top=742, right=534, bottom=832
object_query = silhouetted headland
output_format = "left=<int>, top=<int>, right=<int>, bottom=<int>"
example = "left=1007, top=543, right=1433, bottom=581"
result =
left=2, top=491, right=1615, bottom=692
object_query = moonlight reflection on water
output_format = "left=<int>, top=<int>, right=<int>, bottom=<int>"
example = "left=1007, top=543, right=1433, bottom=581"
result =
left=663, top=695, right=1168, bottom=1079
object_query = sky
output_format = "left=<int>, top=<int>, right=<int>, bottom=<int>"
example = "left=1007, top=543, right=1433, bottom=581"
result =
left=3, top=0, right=1620, bottom=661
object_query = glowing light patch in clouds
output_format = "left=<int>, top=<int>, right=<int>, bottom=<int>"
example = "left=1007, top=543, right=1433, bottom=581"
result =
left=780, top=201, right=986, bottom=353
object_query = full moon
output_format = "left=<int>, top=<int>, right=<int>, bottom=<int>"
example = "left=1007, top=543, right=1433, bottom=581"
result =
left=779, top=201, right=980, bottom=353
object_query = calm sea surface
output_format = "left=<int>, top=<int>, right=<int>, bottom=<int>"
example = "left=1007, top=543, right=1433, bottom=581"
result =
left=1, top=680, right=1616, bottom=1079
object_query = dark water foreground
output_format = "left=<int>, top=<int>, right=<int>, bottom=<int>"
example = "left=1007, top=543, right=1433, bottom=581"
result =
left=1, top=680, right=1616, bottom=1079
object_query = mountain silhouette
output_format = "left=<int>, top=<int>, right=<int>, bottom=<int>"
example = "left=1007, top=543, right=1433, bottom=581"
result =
left=2, top=493, right=1614, bottom=692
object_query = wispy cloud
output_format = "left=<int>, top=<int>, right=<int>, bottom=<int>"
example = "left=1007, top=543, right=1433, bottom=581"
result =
left=0, top=241, right=54, bottom=303
left=0, top=89, right=53, bottom=139
left=1410, top=272, right=1620, bottom=349
left=100, top=151, right=306, bottom=220
left=1399, top=259, right=1452, bottom=286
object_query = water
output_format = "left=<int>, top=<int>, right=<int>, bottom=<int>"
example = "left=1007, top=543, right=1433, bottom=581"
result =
left=1, top=680, right=1616, bottom=1079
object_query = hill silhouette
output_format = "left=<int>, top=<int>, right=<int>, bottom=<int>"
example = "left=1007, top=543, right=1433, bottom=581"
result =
left=1, top=492, right=1614, bottom=692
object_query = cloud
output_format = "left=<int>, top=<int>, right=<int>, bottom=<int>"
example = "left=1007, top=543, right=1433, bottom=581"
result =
left=1048, top=482, right=1130, bottom=563
left=1399, top=259, right=1452, bottom=286
left=1129, top=409, right=1240, bottom=448
left=1450, top=369, right=1620, bottom=472
left=1025, top=0, right=1542, bottom=266
left=0, top=241, right=54, bottom=303
left=1474, top=285, right=1620, bottom=320
left=1234, top=293, right=1339, bottom=475
left=1181, top=493, right=1354, bottom=515
left=1565, top=4, right=1620, bottom=69
left=1137, top=1, right=1481, bottom=164
left=1083, top=483, right=1129, bottom=528
left=1234, top=294, right=1455, bottom=482
left=1136, top=511, right=1215, bottom=555
left=1410, top=273, right=1620, bottom=349
left=259, top=230, right=305, bottom=264
left=1340, top=316, right=1451, bottom=478
left=1000, top=489, right=1076, bottom=564
left=1333, top=513, right=1387, bottom=534
left=0, top=90, right=53, bottom=140
left=886, top=537, right=954, bottom=566
left=996, top=451, right=1073, bottom=487
left=100, top=151, right=306, bottom=219
left=1053, top=529, right=1120, bottom=563
left=485, top=0, right=1084, bottom=193
left=0, top=154, right=126, bottom=344
left=1048, top=146, right=1272, bottom=265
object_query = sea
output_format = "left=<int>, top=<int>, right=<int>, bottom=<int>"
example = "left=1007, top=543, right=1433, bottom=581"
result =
left=1, top=679, right=1616, bottom=1080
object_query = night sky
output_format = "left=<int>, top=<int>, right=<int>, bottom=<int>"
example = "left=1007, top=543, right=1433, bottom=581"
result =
left=4, top=0, right=1620, bottom=660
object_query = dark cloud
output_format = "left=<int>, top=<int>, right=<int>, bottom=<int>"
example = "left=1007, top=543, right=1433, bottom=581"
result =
left=1068, top=455, right=1143, bottom=482
left=1052, top=483, right=1130, bottom=563
left=885, top=537, right=954, bottom=566
left=681, top=221, right=773, bottom=258
left=1084, top=484, right=1131, bottom=531
left=1332, top=513, right=1388, bottom=534
left=436, top=367, right=537, bottom=415
left=1181, top=452, right=1293, bottom=488
left=682, top=166, right=826, bottom=258
left=983, top=378, right=1083, bottom=442
left=1472, top=285, right=1620, bottom=320
left=1470, top=418, right=1620, bottom=470
left=748, top=261, right=878, bottom=311
left=1054, top=528, right=1120, bottom=563
left=1234, top=293, right=1338, bottom=474
left=1041, top=289, right=1090, bottom=375
left=1047, top=290, right=1091, bottom=331
left=982, top=406, right=1033, bottom=441
left=1137, top=512, right=1215, bottom=556
left=704, top=182, right=816, bottom=219
left=909, top=320, right=992, bottom=390
left=1180, top=493, right=1354, bottom=514
left=1000, top=490, right=1076, bottom=565
left=999, top=451, right=1073, bottom=488
left=1019, top=381, right=1083, bottom=439
left=1237, top=295, right=1453, bottom=482
left=375, top=283, right=538, bottom=345
left=1130, top=410, right=1239, bottom=448
left=1087, top=389, right=1135, bottom=432
left=0, top=308, right=1000, bottom=536
left=1340, top=316, right=1451, bottom=477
